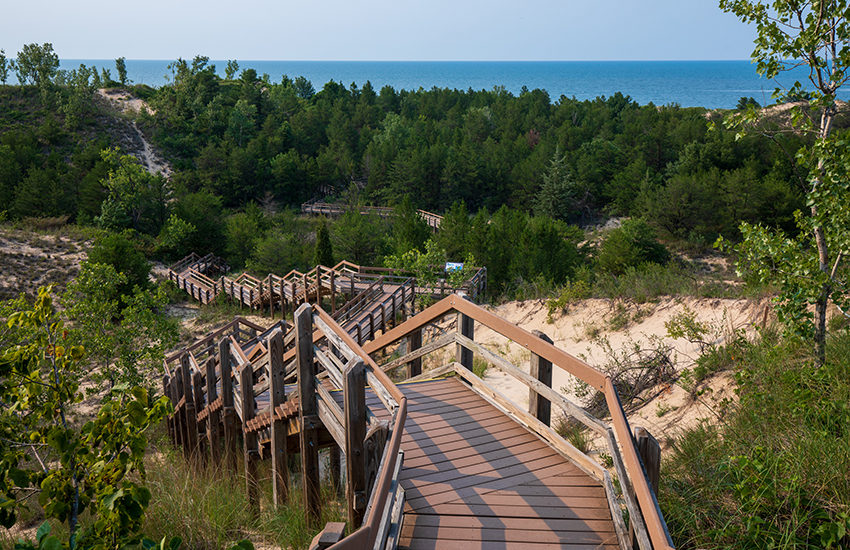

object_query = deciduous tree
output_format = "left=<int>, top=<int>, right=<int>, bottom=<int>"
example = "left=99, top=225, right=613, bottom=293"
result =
left=719, top=0, right=850, bottom=367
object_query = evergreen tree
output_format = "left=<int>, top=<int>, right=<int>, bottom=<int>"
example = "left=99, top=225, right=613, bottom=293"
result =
left=534, top=147, right=576, bottom=222
left=314, top=219, right=334, bottom=267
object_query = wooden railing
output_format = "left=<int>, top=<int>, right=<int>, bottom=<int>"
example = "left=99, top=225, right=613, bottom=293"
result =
left=301, top=201, right=443, bottom=230
left=359, top=294, right=675, bottom=550
left=161, top=304, right=408, bottom=550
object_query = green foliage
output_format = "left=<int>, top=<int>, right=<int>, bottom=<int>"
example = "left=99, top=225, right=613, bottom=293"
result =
left=87, top=232, right=151, bottom=298
left=155, top=215, right=197, bottom=261
left=62, top=261, right=178, bottom=391
left=719, top=0, right=850, bottom=367
left=0, top=49, right=9, bottom=85
left=596, top=218, right=670, bottom=275
left=331, top=210, right=389, bottom=266
left=313, top=220, right=334, bottom=267
left=114, top=58, right=129, bottom=87
left=224, top=212, right=261, bottom=269
left=0, top=287, right=171, bottom=548
left=660, top=330, right=850, bottom=549
left=97, top=148, right=170, bottom=234
left=545, top=279, right=591, bottom=322
left=14, top=43, right=59, bottom=87
left=534, top=147, right=579, bottom=222
left=390, top=195, right=430, bottom=256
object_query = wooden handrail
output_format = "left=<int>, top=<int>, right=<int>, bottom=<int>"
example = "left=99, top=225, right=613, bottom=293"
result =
left=361, top=293, right=674, bottom=550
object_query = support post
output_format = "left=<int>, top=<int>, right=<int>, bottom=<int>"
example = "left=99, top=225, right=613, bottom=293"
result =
left=240, top=361, right=260, bottom=517
left=316, top=266, right=323, bottom=309
left=205, top=357, right=221, bottom=465
left=344, top=358, right=367, bottom=528
left=268, top=329, right=290, bottom=508
left=192, top=370, right=207, bottom=464
left=529, top=330, right=554, bottom=426
left=296, top=304, right=321, bottom=523
left=329, top=446, right=342, bottom=497
left=219, top=338, right=239, bottom=472
left=408, top=329, right=422, bottom=379
left=456, top=292, right=474, bottom=371
left=631, top=426, right=662, bottom=549
left=162, top=375, right=175, bottom=445
left=330, top=270, right=336, bottom=314
left=180, top=354, right=199, bottom=460
left=170, top=371, right=184, bottom=449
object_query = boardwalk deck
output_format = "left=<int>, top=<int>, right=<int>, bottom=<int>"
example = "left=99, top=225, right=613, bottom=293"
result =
left=335, top=377, right=619, bottom=549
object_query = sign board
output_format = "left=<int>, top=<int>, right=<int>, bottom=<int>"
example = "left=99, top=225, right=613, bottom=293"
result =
left=445, top=262, right=463, bottom=272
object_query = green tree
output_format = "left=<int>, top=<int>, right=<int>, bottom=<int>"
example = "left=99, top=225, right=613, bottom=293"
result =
left=719, top=0, right=850, bottom=367
left=227, top=99, right=257, bottom=147
left=534, top=147, right=576, bottom=221
left=314, top=219, right=334, bottom=267
left=225, top=60, right=239, bottom=80
left=0, top=49, right=9, bottom=84
left=88, top=232, right=151, bottom=297
left=224, top=212, right=261, bottom=269
left=597, top=218, right=669, bottom=275
left=115, top=57, right=129, bottom=87
left=390, top=195, right=431, bottom=256
left=14, top=43, right=59, bottom=86
left=0, top=287, right=171, bottom=548
left=98, top=148, right=169, bottom=234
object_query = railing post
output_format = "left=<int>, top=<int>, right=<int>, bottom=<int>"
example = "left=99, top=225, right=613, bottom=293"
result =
left=162, top=375, right=174, bottom=444
left=239, top=360, right=260, bottom=517
left=170, top=370, right=184, bottom=449
left=529, top=330, right=554, bottom=426
left=205, top=356, right=221, bottom=465
left=316, top=266, right=323, bottom=309
left=330, top=270, right=336, bottom=314
left=279, top=277, right=286, bottom=320
left=631, top=426, right=662, bottom=549
left=192, top=370, right=208, bottom=464
left=258, top=280, right=264, bottom=316
left=408, top=329, right=422, bottom=379
left=180, top=354, right=199, bottom=460
left=268, top=329, right=290, bottom=508
left=303, top=273, right=309, bottom=304
left=219, top=338, right=239, bottom=472
left=456, top=292, right=474, bottom=371
left=296, top=304, right=321, bottom=523
left=344, top=357, right=367, bottom=529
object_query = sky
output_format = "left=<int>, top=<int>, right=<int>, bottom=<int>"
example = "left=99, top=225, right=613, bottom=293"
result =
left=3, top=0, right=757, bottom=61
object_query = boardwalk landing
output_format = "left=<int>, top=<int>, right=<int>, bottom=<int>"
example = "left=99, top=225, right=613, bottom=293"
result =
left=338, top=377, right=618, bottom=549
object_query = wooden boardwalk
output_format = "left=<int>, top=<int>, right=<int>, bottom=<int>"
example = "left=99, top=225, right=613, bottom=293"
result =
left=162, top=291, right=673, bottom=550
left=344, top=377, right=619, bottom=549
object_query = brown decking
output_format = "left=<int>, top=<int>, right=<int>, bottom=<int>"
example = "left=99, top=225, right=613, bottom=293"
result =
left=357, top=377, right=619, bottom=550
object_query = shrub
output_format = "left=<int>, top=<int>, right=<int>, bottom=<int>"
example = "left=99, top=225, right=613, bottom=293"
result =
left=596, top=218, right=670, bottom=276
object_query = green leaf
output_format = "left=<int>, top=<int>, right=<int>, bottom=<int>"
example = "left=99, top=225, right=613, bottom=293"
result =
left=35, top=523, right=51, bottom=544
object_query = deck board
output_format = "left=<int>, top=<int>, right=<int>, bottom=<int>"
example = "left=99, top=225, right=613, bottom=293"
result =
left=387, top=377, right=618, bottom=550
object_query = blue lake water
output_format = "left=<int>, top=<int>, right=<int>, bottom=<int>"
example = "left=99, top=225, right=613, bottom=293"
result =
left=62, top=59, right=845, bottom=110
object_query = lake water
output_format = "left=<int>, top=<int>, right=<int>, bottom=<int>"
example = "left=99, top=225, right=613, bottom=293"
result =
left=62, top=59, right=844, bottom=110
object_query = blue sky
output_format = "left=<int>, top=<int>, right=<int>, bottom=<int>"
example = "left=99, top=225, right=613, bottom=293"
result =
left=4, top=0, right=755, bottom=61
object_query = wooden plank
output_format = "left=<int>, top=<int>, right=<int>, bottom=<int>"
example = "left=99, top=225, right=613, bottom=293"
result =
left=344, top=357, right=367, bottom=528
left=400, top=522, right=615, bottom=544
left=454, top=363, right=605, bottom=481
left=379, top=333, right=454, bottom=375
left=268, top=329, right=290, bottom=508
left=191, top=370, right=207, bottom=463
left=296, top=304, right=321, bottom=523
left=401, top=513, right=617, bottom=534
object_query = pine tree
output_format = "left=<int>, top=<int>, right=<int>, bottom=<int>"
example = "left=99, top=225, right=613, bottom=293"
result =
left=314, top=220, right=334, bottom=267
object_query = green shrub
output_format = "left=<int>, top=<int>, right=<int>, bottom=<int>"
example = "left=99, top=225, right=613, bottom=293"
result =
left=596, top=218, right=670, bottom=276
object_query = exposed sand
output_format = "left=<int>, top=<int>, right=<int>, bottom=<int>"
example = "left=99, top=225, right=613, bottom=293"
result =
left=469, top=296, right=769, bottom=447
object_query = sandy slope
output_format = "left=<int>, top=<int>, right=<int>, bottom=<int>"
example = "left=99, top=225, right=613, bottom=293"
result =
left=471, top=296, right=768, bottom=447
